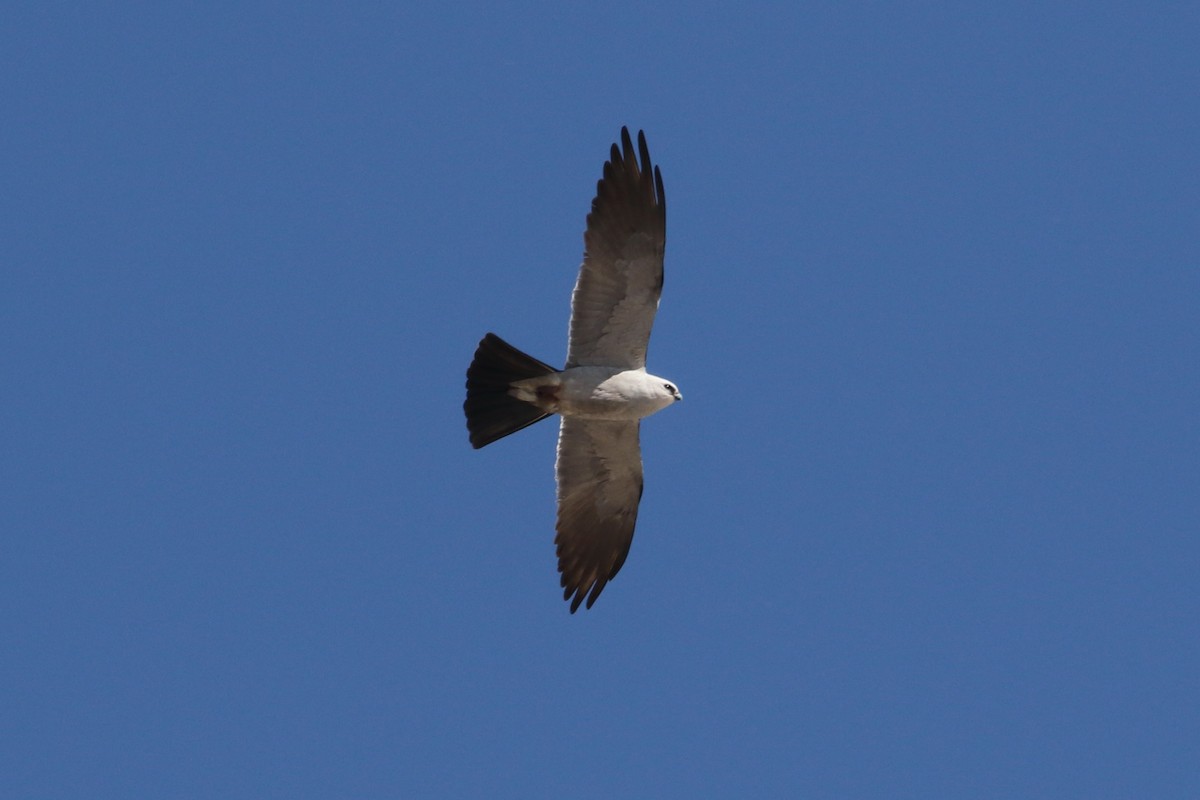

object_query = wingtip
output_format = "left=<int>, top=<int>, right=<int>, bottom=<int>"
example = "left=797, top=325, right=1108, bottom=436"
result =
left=620, top=126, right=634, bottom=159
left=637, top=129, right=650, bottom=172
left=655, top=164, right=666, bottom=214
left=561, top=572, right=611, bottom=613
left=563, top=587, right=601, bottom=614
left=564, top=582, right=584, bottom=613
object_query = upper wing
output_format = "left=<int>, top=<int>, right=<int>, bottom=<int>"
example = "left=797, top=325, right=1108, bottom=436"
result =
left=554, top=417, right=644, bottom=612
left=566, top=127, right=666, bottom=369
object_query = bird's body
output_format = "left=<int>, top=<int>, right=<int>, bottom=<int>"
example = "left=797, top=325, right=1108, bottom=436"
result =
left=509, top=367, right=680, bottom=421
left=464, top=127, right=677, bottom=612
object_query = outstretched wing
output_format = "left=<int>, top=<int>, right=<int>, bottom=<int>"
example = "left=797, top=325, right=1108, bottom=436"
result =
left=566, top=127, right=666, bottom=369
left=554, top=417, right=644, bottom=612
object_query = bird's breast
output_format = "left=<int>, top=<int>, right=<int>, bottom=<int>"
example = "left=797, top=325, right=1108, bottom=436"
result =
left=555, top=367, right=672, bottom=421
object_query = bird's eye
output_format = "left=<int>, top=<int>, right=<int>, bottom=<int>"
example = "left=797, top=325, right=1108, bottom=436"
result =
left=664, top=383, right=675, bottom=393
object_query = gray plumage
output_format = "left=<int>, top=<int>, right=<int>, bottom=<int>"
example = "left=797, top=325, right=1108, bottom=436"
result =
left=465, top=127, right=679, bottom=612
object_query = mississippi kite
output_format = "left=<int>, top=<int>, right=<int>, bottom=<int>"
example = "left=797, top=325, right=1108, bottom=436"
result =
left=464, top=127, right=680, bottom=612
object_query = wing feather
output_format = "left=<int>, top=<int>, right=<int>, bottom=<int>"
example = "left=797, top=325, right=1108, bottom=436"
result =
left=566, top=128, right=666, bottom=369
left=554, top=417, right=643, bottom=612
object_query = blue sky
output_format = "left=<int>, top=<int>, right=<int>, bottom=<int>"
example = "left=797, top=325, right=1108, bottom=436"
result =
left=3, top=3, right=1197, bottom=797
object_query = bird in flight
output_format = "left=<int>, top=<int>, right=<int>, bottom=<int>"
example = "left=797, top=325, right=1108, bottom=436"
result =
left=464, top=127, right=680, bottom=612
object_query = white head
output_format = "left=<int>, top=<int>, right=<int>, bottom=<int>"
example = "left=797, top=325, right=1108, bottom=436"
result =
left=564, top=368, right=682, bottom=420
left=641, top=373, right=682, bottom=416
left=658, top=379, right=683, bottom=403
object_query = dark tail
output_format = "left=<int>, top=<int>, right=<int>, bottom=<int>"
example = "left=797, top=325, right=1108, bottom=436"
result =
left=464, top=333, right=558, bottom=449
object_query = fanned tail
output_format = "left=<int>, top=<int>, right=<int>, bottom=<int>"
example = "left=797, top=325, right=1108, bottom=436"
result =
left=464, top=333, right=558, bottom=449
